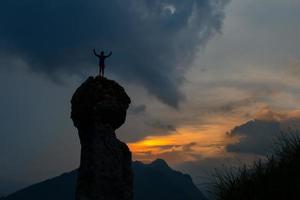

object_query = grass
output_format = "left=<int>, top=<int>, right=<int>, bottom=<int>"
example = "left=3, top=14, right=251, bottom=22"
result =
left=210, top=132, right=300, bottom=200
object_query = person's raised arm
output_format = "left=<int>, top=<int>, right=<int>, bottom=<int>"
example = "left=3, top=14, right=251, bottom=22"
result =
left=105, top=51, right=112, bottom=58
left=93, top=49, right=100, bottom=57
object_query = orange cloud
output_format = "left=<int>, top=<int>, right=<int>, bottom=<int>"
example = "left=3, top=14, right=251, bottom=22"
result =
left=128, top=121, right=240, bottom=165
left=254, top=106, right=300, bottom=122
left=128, top=103, right=300, bottom=165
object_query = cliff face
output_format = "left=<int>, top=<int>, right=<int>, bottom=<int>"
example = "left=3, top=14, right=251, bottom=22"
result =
left=71, top=76, right=133, bottom=200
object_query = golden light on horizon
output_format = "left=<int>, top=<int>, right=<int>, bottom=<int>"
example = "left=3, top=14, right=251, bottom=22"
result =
left=128, top=118, right=242, bottom=164
left=127, top=105, right=300, bottom=165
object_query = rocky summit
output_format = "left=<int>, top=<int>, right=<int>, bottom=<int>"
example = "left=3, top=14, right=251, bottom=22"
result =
left=71, top=76, right=133, bottom=200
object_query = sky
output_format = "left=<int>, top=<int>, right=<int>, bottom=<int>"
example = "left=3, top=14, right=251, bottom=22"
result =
left=1, top=0, right=300, bottom=196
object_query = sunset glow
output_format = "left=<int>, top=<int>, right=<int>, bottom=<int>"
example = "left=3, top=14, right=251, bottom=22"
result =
left=128, top=119, right=242, bottom=164
left=2, top=0, right=300, bottom=196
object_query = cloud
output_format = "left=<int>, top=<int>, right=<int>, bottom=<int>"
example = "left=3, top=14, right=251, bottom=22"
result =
left=146, top=119, right=177, bottom=132
left=0, top=0, right=229, bottom=107
left=226, top=108, right=300, bottom=155
left=226, top=119, right=281, bottom=155
left=128, top=104, right=147, bottom=115
left=132, top=142, right=199, bottom=164
left=254, top=106, right=300, bottom=122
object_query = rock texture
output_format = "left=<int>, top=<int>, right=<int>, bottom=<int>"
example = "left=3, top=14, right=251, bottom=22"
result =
left=71, top=76, right=133, bottom=200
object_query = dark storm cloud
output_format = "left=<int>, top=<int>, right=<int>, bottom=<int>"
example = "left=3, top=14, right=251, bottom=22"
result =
left=0, top=0, right=229, bottom=107
left=225, top=108, right=300, bottom=156
left=226, top=119, right=281, bottom=155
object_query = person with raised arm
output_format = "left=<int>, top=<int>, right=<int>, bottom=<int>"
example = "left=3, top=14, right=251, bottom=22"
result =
left=93, top=49, right=112, bottom=77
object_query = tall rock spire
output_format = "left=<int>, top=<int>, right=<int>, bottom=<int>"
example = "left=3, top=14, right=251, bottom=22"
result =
left=71, top=76, right=133, bottom=200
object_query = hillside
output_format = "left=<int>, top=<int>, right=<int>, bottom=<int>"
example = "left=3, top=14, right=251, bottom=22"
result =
left=212, top=135, right=300, bottom=200
left=4, top=159, right=207, bottom=200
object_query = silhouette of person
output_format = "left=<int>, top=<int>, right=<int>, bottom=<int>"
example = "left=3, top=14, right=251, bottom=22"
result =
left=93, top=49, right=112, bottom=77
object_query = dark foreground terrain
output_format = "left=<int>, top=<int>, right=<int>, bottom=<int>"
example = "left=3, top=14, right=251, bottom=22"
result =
left=212, top=135, right=300, bottom=200
left=4, top=159, right=207, bottom=200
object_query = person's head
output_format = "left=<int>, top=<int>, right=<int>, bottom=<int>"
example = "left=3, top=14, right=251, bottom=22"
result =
left=101, top=51, right=104, bottom=55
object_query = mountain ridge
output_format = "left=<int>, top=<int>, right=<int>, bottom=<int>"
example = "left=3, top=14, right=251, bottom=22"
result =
left=4, top=159, right=207, bottom=200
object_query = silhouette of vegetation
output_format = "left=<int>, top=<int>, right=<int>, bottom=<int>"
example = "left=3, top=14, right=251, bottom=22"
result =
left=211, top=132, right=300, bottom=200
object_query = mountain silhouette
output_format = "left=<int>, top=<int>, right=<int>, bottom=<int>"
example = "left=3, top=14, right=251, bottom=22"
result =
left=4, top=159, right=207, bottom=200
